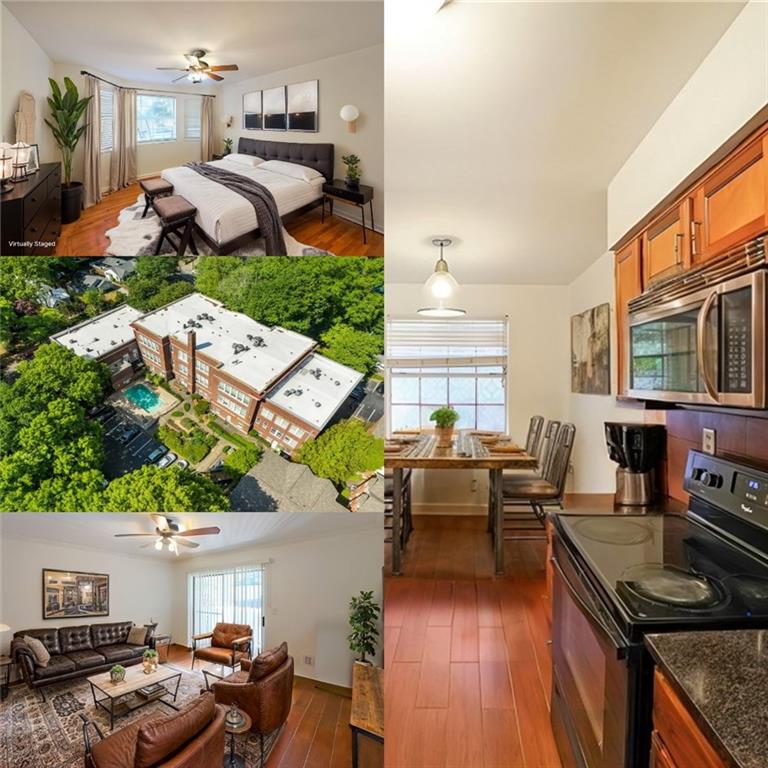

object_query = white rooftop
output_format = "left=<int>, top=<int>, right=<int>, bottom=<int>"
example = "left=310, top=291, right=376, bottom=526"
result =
left=50, top=304, right=143, bottom=360
left=133, top=293, right=315, bottom=393
left=266, top=353, right=363, bottom=430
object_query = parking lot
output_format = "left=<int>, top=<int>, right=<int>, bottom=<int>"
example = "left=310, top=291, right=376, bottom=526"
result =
left=99, top=409, right=165, bottom=479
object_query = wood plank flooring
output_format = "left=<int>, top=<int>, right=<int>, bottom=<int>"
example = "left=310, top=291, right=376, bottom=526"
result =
left=384, top=516, right=562, bottom=768
left=166, top=645, right=355, bottom=768
left=54, top=182, right=384, bottom=257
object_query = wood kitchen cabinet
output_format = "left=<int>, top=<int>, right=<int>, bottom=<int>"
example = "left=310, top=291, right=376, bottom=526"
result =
left=615, top=238, right=643, bottom=395
left=691, top=127, right=768, bottom=264
left=651, top=670, right=727, bottom=768
left=642, top=200, right=691, bottom=285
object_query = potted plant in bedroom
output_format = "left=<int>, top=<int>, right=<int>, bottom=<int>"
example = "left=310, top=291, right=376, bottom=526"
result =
left=223, top=137, right=233, bottom=156
left=430, top=406, right=460, bottom=448
left=341, top=153, right=361, bottom=189
left=348, top=590, right=380, bottom=665
left=44, top=77, right=93, bottom=224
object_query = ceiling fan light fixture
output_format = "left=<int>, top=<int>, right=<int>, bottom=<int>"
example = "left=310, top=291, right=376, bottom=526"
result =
left=189, top=72, right=203, bottom=84
left=154, top=538, right=163, bottom=551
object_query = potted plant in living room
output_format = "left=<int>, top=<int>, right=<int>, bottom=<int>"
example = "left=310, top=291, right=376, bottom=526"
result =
left=430, top=406, right=460, bottom=447
left=109, top=664, right=126, bottom=684
left=142, top=649, right=159, bottom=674
left=347, top=590, right=380, bottom=665
left=341, top=153, right=361, bottom=189
left=44, top=77, right=92, bottom=224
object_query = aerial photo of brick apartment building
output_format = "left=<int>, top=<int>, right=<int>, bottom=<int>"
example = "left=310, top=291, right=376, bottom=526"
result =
left=52, top=293, right=362, bottom=455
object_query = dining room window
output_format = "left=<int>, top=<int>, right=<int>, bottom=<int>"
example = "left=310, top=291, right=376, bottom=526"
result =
left=386, top=317, right=508, bottom=433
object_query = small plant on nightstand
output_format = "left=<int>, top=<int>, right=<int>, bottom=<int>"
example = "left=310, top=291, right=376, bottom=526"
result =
left=342, top=154, right=361, bottom=189
left=223, top=138, right=233, bottom=155
left=348, top=590, right=380, bottom=664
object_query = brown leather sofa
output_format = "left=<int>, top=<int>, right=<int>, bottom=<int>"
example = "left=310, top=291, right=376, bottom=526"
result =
left=191, top=622, right=251, bottom=671
left=211, top=642, right=294, bottom=764
left=11, top=621, right=152, bottom=701
left=81, top=691, right=225, bottom=768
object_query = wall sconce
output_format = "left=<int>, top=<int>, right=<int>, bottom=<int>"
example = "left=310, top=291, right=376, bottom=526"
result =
left=10, top=141, right=30, bottom=183
left=340, top=104, right=360, bottom=133
left=417, top=238, right=466, bottom=317
left=224, top=115, right=233, bottom=129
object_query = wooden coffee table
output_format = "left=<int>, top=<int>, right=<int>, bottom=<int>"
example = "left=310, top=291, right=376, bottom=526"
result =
left=87, top=663, right=182, bottom=729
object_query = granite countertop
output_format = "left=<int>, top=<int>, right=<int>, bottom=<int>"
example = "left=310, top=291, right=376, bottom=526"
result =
left=552, top=495, right=688, bottom=518
left=646, top=630, right=768, bottom=768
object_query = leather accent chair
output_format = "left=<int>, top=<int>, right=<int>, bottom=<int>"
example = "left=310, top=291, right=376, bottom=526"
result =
left=81, top=691, right=225, bottom=768
left=191, top=623, right=252, bottom=672
left=211, top=642, right=294, bottom=765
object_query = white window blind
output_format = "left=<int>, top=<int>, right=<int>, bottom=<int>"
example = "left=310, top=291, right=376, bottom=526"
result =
left=386, top=317, right=508, bottom=432
left=188, top=565, right=266, bottom=651
left=184, top=98, right=201, bottom=140
left=100, top=89, right=114, bottom=153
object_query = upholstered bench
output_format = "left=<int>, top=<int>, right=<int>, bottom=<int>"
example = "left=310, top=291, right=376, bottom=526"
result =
left=139, top=177, right=174, bottom=218
left=152, top=195, right=199, bottom=257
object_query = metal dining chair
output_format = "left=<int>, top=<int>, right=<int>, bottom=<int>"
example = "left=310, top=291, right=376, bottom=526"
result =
left=385, top=468, right=413, bottom=551
left=524, top=415, right=545, bottom=459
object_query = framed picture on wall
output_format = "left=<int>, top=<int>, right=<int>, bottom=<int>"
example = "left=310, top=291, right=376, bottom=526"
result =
left=287, top=80, right=318, bottom=131
left=42, top=568, right=110, bottom=619
left=263, top=86, right=287, bottom=131
left=571, top=302, right=611, bottom=395
left=243, top=91, right=262, bottom=130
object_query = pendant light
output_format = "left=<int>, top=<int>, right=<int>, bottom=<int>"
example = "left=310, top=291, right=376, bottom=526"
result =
left=417, top=238, right=466, bottom=317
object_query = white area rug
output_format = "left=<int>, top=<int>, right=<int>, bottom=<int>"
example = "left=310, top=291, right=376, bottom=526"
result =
left=105, top=193, right=332, bottom=257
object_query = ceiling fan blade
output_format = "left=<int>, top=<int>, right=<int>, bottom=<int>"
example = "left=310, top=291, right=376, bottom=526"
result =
left=114, top=533, right=158, bottom=538
left=172, top=73, right=190, bottom=83
left=205, top=72, right=224, bottom=82
left=207, top=65, right=238, bottom=72
left=156, top=67, right=188, bottom=71
left=151, top=514, right=170, bottom=532
left=173, top=538, right=200, bottom=549
left=176, top=526, right=221, bottom=537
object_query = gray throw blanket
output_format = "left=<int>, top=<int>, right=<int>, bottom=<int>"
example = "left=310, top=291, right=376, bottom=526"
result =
left=184, top=162, right=287, bottom=255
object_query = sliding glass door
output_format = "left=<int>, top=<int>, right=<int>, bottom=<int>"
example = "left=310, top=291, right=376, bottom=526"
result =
left=188, top=566, right=265, bottom=652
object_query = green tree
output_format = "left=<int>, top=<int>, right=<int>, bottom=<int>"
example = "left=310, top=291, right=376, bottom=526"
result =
left=223, top=444, right=263, bottom=480
left=294, top=419, right=383, bottom=485
left=103, top=464, right=230, bottom=512
left=0, top=256, right=55, bottom=301
left=136, top=256, right=179, bottom=283
left=126, top=273, right=193, bottom=312
left=321, top=323, right=381, bottom=376
left=16, top=307, right=69, bottom=346
left=81, top=288, right=106, bottom=317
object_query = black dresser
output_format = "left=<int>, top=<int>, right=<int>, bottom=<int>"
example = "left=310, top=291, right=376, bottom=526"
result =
left=1, top=162, right=62, bottom=255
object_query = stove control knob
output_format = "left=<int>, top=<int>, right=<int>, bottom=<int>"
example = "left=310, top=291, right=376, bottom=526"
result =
left=700, top=471, right=720, bottom=488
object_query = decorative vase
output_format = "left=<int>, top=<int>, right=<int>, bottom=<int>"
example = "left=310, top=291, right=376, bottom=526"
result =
left=435, top=426, right=454, bottom=448
left=345, top=177, right=360, bottom=190
left=110, top=667, right=125, bottom=684
left=143, top=658, right=157, bottom=674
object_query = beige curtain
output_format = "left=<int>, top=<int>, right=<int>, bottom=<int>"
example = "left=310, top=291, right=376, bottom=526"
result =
left=82, top=75, right=101, bottom=208
left=110, top=88, right=137, bottom=190
left=201, top=95, right=215, bottom=162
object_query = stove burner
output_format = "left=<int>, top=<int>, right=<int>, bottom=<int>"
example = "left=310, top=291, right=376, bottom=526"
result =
left=620, top=564, right=725, bottom=610
left=572, top=518, right=653, bottom=545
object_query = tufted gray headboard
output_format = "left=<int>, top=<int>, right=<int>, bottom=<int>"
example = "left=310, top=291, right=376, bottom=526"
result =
left=237, top=138, right=334, bottom=182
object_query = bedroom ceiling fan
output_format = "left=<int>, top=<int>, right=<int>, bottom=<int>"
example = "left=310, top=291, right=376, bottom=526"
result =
left=157, top=49, right=239, bottom=84
left=114, top=514, right=221, bottom=556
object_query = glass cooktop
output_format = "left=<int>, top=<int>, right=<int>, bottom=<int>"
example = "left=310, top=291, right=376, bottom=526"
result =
left=556, top=514, right=768, bottom=629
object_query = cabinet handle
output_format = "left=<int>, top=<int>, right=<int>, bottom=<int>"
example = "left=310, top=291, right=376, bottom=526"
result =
left=674, top=233, right=684, bottom=260
left=690, top=220, right=702, bottom=257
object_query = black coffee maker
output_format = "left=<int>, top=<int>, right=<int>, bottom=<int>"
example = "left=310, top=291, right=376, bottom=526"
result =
left=605, top=422, right=666, bottom=505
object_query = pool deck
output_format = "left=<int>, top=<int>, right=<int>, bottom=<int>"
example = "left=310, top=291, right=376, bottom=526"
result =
left=109, top=383, right=179, bottom=429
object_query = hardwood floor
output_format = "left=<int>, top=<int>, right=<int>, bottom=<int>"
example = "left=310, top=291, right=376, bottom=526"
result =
left=166, top=645, right=356, bottom=768
left=384, top=515, right=562, bottom=768
left=54, top=182, right=384, bottom=257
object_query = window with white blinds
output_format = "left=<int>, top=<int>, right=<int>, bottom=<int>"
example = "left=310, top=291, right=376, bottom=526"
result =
left=184, top=98, right=201, bottom=140
left=188, top=565, right=265, bottom=651
left=386, top=317, right=508, bottom=432
left=100, top=89, right=114, bottom=153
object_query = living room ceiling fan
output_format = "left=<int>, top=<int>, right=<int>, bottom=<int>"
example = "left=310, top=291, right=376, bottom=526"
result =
left=114, top=514, right=220, bottom=556
left=156, top=49, right=239, bottom=84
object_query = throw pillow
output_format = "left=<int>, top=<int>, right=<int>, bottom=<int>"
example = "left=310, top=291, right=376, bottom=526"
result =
left=23, top=635, right=51, bottom=667
left=127, top=625, right=148, bottom=645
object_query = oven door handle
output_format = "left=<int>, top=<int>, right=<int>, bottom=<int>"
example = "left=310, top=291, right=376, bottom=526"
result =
left=551, top=556, right=629, bottom=660
left=696, top=289, right=720, bottom=403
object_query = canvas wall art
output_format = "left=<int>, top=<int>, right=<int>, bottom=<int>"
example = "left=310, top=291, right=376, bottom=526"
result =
left=42, top=569, right=110, bottom=619
left=571, top=302, right=611, bottom=395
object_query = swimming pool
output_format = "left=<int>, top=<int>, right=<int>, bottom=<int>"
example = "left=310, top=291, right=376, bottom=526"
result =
left=124, top=383, right=162, bottom=413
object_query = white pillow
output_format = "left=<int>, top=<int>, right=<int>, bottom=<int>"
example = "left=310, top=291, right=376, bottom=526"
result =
left=224, top=153, right=264, bottom=168
left=259, top=160, right=323, bottom=183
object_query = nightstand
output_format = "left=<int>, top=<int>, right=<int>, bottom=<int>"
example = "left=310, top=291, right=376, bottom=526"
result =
left=321, top=180, right=375, bottom=244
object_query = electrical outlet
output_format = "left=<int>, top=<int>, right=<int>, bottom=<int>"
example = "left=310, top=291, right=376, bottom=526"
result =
left=304, top=656, right=314, bottom=666
left=470, top=478, right=478, bottom=493
left=702, top=428, right=716, bottom=455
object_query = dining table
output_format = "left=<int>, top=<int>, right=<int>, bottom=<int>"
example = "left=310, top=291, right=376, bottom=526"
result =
left=385, top=431, right=538, bottom=576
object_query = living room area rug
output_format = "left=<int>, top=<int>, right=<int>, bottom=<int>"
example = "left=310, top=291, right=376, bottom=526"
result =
left=105, top=193, right=333, bottom=257
left=0, top=664, right=281, bottom=768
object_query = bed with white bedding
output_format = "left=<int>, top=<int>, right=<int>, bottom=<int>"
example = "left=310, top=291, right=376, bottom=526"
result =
left=159, top=138, right=334, bottom=254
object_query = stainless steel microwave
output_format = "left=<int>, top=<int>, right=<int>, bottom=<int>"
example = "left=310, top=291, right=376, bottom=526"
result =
left=627, top=268, right=766, bottom=407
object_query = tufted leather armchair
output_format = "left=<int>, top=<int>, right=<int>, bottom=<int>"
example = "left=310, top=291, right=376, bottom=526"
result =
left=191, top=623, right=252, bottom=672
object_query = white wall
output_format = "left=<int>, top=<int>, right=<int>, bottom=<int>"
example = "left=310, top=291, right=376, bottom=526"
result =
left=386, top=283, right=570, bottom=513
left=1, top=5, right=56, bottom=162
left=171, top=525, right=383, bottom=688
left=607, top=0, right=768, bottom=246
left=218, top=44, right=384, bottom=231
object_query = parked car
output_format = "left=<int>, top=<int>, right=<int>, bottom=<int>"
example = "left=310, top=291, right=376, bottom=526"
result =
left=156, top=452, right=177, bottom=468
left=210, top=458, right=224, bottom=472
left=147, top=445, right=168, bottom=463
left=176, top=459, right=189, bottom=470
left=118, top=425, right=140, bottom=444
left=89, top=403, right=107, bottom=417
left=94, top=406, right=116, bottom=424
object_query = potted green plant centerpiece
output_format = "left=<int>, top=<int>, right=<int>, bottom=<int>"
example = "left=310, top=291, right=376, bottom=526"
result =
left=348, top=590, right=380, bottom=665
left=109, top=664, right=126, bottom=684
left=142, top=649, right=159, bottom=674
left=223, top=137, right=233, bottom=156
left=342, top=154, right=361, bottom=189
left=44, top=77, right=93, bottom=224
left=430, top=406, right=460, bottom=447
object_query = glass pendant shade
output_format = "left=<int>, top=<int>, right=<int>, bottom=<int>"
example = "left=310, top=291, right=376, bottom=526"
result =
left=417, top=303, right=466, bottom=317
left=417, top=237, right=466, bottom=316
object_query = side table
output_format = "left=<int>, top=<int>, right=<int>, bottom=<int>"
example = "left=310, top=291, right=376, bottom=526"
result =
left=223, top=708, right=252, bottom=768
left=321, top=180, right=375, bottom=244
